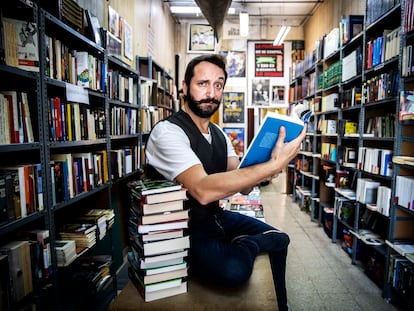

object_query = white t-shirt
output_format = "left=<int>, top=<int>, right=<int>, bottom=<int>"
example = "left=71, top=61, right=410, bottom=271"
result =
left=145, top=120, right=237, bottom=181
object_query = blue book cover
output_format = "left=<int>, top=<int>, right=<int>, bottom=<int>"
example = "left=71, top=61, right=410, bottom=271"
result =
left=238, top=109, right=311, bottom=168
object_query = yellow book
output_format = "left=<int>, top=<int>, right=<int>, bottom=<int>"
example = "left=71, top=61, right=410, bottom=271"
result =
left=66, top=103, right=72, bottom=141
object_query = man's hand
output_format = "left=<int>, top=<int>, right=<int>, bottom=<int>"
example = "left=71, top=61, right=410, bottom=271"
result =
left=268, top=125, right=307, bottom=175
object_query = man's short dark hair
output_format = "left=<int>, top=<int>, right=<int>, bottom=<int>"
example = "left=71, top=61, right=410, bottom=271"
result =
left=184, top=54, right=228, bottom=88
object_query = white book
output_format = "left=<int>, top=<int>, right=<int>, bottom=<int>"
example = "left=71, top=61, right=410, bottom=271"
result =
left=144, top=281, right=187, bottom=302
left=143, top=235, right=189, bottom=256
left=141, top=250, right=188, bottom=265
left=144, top=261, right=187, bottom=276
left=76, top=51, right=89, bottom=87
left=140, top=256, right=184, bottom=270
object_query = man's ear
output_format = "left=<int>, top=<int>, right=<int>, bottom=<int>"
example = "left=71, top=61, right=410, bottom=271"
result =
left=182, top=80, right=188, bottom=97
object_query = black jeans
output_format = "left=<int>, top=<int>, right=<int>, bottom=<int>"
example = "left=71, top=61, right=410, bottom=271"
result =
left=188, top=210, right=289, bottom=310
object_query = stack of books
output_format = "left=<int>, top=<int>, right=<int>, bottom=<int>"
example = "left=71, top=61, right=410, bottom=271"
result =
left=55, top=240, right=77, bottom=267
left=229, top=187, right=264, bottom=220
left=76, top=211, right=108, bottom=240
left=59, top=223, right=97, bottom=253
left=86, top=208, right=115, bottom=230
left=126, top=178, right=189, bottom=302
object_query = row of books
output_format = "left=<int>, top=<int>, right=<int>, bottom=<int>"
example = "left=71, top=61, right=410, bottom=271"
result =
left=388, top=253, right=414, bottom=298
left=48, top=97, right=106, bottom=142
left=361, top=69, right=399, bottom=104
left=402, top=45, right=413, bottom=78
left=341, top=46, right=363, bottom=82
left=0, top=229, right=52, bottom=306
left=323, top=60, right=342, bottom=89
left=0, top=91, right=34, bottom=144
left=339, top=87, right=362, bottom=109
left=50, top=151, right=108, bottom=203
left=51, top=147, right=138, bottom=204
left=366, top=27, right=400, bottom=69
left=141, top=106, right=171, bottom=134
left=110, top=106, right=138, bottom=136
left=403, top=0, right=414, bottom=33
left=0, top=164, right=43, bottom=224
left=45, top=35, right=106, bottom=92
left=107, top=68, right=136, bottom=104
left=127, top=178, right=189, bottom=302
left=321, top=143, right=337, bottom=162
left=364, top=113, right=395, bottom=138
left=357, top=147, right=393, bottom=177
left=365, top=0, right=398, bottom=26
left=354, top=178, right=391, bottom=217
left=395, top=175, right=414, bottom=210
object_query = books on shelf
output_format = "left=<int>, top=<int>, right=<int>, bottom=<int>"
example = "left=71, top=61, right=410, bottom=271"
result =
left=387, top=240, right=414, bottom=256
left=59, top=223, right=97, bottom=251
left=395, top=176, right=414, bottom=209
left=0, top=240, right=33, bottom=302
left=356, top=178, right=380, bottom=205
left=239, top=108, right=312, bottom=168
left=55, top=240, right=77, bottom=267
left=393, top=156, right=414, bottom=166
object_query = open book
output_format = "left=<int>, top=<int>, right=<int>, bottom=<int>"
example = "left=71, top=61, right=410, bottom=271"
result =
left=239, top=106, right=312, bottom=168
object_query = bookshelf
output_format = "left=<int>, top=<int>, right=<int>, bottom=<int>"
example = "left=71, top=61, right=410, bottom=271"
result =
left=289, top=0, right=414, bottom=306
left=385, top=0, right=414, bottom=308
left=0, top=1, right=145, bottom=309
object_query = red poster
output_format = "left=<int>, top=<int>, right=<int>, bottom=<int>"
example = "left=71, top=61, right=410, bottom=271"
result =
left=255, top=43, right=284, bottom=77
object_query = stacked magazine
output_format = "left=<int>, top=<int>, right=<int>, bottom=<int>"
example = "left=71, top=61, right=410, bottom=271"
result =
left=127, top=178, right=189, bottom=302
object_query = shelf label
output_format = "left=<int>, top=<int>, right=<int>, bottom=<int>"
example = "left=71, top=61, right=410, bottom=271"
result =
left=66, top=83, right=89, bottom=104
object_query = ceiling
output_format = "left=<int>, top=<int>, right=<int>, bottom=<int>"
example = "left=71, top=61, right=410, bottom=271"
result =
left=164, top=0, right=324, bottom=27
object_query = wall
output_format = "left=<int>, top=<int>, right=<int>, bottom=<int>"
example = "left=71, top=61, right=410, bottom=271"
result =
left=76, top=0, right=176, bottom=75
left=303, top=0, right=365, bottom=53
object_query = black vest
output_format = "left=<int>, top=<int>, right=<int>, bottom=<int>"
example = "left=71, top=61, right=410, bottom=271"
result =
left=146, top=110, right=227, bottom=228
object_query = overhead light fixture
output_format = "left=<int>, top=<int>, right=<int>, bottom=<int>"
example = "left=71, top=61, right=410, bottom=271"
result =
left=239, top=12, right=249, bottom=37
left=170, top=6, right=235, bottom=14
left=273, top=25, right=291, bottom=46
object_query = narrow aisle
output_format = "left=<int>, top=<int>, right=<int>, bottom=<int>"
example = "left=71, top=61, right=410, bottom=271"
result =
left=260, top=175, right=399, bottom=311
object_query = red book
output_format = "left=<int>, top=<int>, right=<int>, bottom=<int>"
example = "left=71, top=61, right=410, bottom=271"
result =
left=54, top=97, right=62, bottom=141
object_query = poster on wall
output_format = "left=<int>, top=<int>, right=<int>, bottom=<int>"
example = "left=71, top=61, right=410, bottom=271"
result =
left=254, top=43, right=284, bottom=77
left=123, top=20, right=133, bottom=60
left=108, top=5, right=121, bottom=38
left=222, top=92, right=245, bottom=123
left=220, top=51, right=246, bottom=77
left=271, top=85, right=286, bottom=107
left=188, top=24, right=216, bottom=53
left=251, top=79, right=270, bottom=106
left=223, top=127, right=245, bottom=157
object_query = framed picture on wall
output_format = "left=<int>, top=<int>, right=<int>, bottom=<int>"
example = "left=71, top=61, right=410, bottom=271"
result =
left=188, top=24, right=216, bottom=53
left=220, top=51, right=246, bottom=77
left=223, top=127, right=245, bottom=157
left=123, top=20, right=133, bottom=60
left=222, top=92, right=245, bottom=123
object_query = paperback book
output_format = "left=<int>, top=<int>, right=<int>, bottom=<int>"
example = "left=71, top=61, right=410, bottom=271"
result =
left=239, top=106, right=312, bottom=168
left=128, top=178, right=182, bottom=196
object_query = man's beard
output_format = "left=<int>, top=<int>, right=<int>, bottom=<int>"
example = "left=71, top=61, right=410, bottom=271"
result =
left=186, top=92, right=221, bottom=118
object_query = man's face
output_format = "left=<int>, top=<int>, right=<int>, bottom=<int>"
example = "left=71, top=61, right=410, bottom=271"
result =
left=185, top=61, right=225, bottom=118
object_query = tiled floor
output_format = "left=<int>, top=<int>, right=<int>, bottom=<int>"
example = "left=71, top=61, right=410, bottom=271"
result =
left=260, top=174, right=400, bottom=311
